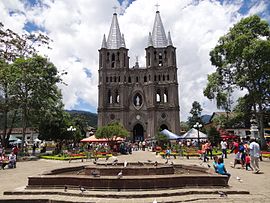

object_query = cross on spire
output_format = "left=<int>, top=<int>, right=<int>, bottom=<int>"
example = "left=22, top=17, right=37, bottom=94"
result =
left=113, top=6, right=118, bottom=14
left=155, top=3, right=160, bottom=11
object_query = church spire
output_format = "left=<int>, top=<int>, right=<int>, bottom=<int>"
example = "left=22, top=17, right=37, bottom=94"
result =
left=120, top=34, right=126, bottom=48
left=167, top=31, right=173, bottom=46
left=107, top=13, right=125, bottom=49
left=101, top=34, right=107, bottom=48
left=151, top=10, right=167, bottom=48
left=147, top=32, right=153, bottom=47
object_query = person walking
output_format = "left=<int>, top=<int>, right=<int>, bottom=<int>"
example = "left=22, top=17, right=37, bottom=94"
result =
left=220, top=139, right=228, bottom=159
left=249, top=138, right=261, bottom=173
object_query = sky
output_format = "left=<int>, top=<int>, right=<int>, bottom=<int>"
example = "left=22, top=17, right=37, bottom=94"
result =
left=0, top=0, right=269, bottom=121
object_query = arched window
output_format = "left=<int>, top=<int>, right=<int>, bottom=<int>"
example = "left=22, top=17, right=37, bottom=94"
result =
left=163, top=75, right=165, bottom=81
left=108, top=90, right=112, bottom=104
left=107, top=53, right=110, bottom=60
left=115, top=90, right=119, bottom=103
left=123, top=53, right=126, bottom=67
left=111, top=53, right=115, bottom=62
left=167, top=74, right=170, bottom=80
left=128, top=76, right=131, bottom=83
left=114, top=76, right=116, bottom=82
left=118, top=76, right=120, bottom=82
left=136, top=76, right=139, bottom=83
left=154, top=75, right=157, bottom=81
left=147, top=52, right=150, bottom=66
left=158, top=75, right=161, bottom=81
left=106, top=77, right=108, bottom=83
left=156, top=89, right=161, bottom=103
left=111, top=53, right=115, bottom=68
left=164, top=89, right=168, bottom=103
left=144, top=76, right=147, bottom=82
left=110, top=76, right=112, bottom=82
left=158, top=52, right=163, bottom=66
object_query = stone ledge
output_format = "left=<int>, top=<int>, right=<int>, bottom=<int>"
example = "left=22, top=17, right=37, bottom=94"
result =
left=4, top=189, right=250, bottom=199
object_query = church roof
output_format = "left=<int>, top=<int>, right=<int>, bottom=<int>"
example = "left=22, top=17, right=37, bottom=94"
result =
left=151, top=11, right=168, bottom=48
left=106, top=13, right=126, bottom=49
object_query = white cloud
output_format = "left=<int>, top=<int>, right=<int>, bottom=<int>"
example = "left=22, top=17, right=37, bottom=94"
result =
left=0, top=0, right=269, bottom=121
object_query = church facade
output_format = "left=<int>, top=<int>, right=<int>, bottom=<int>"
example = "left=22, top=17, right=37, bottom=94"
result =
left=98, top=10, right=180, bottom=141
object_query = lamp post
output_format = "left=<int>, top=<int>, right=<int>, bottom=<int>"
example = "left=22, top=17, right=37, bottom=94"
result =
left=193, top=122, right=202, bottom=149
left=250, top=115, right=258, bottom=139
left=67, top=126, right=76, bottom=139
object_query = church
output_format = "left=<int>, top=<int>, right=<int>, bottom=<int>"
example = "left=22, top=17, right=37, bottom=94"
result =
left=97, top=9, right=180, bottom=141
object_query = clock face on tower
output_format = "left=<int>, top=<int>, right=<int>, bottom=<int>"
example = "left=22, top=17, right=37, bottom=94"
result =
left=136, top=115, right=141, bottom=120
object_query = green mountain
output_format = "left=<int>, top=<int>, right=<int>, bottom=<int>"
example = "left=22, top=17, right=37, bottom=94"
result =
left=66, top=110, right=98, bottom=128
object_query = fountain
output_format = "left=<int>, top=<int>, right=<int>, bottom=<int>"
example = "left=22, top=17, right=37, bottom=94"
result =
left=27, top=161, right=229, bottom=190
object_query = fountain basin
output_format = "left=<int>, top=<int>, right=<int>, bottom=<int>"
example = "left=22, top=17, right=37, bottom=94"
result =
left=27, top=163, right=229, bottom=190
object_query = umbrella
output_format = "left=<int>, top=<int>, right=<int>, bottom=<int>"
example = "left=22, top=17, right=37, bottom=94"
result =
left=160, top=129, right=181, bottom=140
left=80, top=135, right=124, bottom=143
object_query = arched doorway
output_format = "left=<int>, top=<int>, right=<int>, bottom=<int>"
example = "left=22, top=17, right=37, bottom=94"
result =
left=160, top=124, right=168, bottom=131
left=133, top=123, right=144, bottom=141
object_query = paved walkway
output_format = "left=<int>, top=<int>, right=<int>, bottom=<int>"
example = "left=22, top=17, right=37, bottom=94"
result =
left=0, top=150, right=269, bottom=202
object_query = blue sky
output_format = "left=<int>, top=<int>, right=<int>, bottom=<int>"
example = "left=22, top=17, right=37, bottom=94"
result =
left=1, top=0, right=270, bottom=120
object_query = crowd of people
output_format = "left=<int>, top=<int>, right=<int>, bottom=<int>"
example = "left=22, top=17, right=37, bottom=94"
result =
left=0, top=145, right=17, bottom=170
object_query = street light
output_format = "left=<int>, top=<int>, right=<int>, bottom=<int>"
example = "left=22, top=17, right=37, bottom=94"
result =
left=250, top=115, right=258, bottom=139
left=67, top=126, right=76, bottom=139
left=193, top=122, right=202, bottom=149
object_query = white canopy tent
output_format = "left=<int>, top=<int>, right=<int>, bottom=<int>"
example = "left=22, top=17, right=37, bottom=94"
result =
left=181, top=128, right=208, bottom=139
left=160, top=129, right=181, bottom=140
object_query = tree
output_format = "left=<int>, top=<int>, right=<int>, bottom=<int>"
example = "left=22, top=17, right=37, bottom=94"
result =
left=8, top=56, right=63, bottom=146
left=155, top=132, right=169, bottom=149
left=207, top=127, right=220, bottom=146
left=0, top=22, right=51, bottom=146
left=180, top=121, right=189, bottom=132
left=95, top=122, right=129, bottom=142
left=187, top=101, right=203, bottom=128
left=39, top=108, right=76, bottom=142
left=204, top=15, right=270, bottom=149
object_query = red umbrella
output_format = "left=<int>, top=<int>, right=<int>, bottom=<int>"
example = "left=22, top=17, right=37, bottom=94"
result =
left=80, top=135, right=124, bottom=143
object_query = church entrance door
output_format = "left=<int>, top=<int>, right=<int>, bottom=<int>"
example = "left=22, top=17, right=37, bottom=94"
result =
left=133, top=124, right=144, bottom=142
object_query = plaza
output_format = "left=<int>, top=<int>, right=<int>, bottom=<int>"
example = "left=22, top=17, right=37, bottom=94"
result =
left=0, top=150, right=269, bottom=202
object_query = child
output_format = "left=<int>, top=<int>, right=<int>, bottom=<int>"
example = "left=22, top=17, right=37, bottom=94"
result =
left=245, top=153, right=253, bottom=171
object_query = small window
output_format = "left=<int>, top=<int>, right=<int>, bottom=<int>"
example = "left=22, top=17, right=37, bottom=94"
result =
left=128, top=76, right=131, bottom=83
left=156, top=89, right=161, bottom=103
left=136, top=77, right=139, bottom=83
left=164, top=89, right=168, bottom=103
left=144, top=76, right=147, bottom=82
